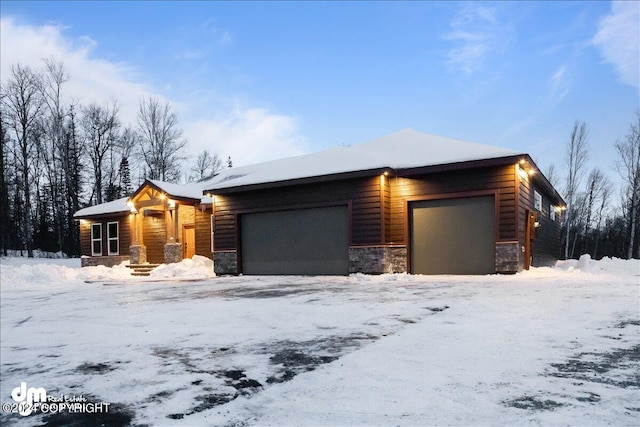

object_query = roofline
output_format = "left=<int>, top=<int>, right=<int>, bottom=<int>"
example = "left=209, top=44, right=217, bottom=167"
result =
left=73, top=210, right=130, bottom=220
left=396, top=155, right=525, bottom=177
left=203, top=156, right=528, bottom=195
left=525, top=155, right=567, bottom=206
left=204, top=167, right=392, bottom=195
left=131, top=179, right=201, bottom=204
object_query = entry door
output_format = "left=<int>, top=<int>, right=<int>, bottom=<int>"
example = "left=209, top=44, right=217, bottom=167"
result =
left=183, top=225, right=196, bottom=259
left=410, top=196, right=495, bottom=275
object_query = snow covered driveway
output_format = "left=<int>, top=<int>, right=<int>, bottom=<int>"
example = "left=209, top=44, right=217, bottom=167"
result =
left=1, top=257, right=638, bottom=426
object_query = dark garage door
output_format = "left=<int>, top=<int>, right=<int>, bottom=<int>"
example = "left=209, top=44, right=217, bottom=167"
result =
left=241, top=206, right=349, bottom=275
left=410, top=196, right=495, bottom=275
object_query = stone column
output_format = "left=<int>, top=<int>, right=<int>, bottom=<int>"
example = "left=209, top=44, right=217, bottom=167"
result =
left=164, top=243, right=182, bottom=264
left=130, top=245, right=147, bottom=265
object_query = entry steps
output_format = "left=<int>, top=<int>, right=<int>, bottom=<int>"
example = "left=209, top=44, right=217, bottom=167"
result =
left=127, top=263, right=160, bottom=277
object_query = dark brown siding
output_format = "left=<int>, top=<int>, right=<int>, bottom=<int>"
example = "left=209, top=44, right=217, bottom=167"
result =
left=389, top=165, right=517, bottom=243
left=79, top=215, right=131, bottom=257
left=519, top=173, right=562, bottom=266
left=214, top=176, right=382, bottom=251
left=195, top=205, right=213, bottom=258
left=382, top=174, right=391, bottom=243
left=143, top=215, right=166, bottom=264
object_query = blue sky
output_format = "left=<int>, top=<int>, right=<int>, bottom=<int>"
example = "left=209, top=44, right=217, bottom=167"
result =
left=1, top=1, right=638, bottom=191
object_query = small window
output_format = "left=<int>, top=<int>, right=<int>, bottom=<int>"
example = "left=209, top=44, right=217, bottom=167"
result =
left=210, top=215, right=215, bottom=253
left=550, top=206, right=556, bottom=221
left=91, top=223, right=102, bottom=256
left=534, top=190, right=542, bottom=211
left=107, top=221, right=119, bottom=255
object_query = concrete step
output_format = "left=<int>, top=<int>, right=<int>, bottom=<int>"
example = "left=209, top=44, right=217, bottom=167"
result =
left=127, top=264, right=161, bottom=269
left=127, top=263, right=160, bottom=277
left=130, top=271, right=152, bottom=277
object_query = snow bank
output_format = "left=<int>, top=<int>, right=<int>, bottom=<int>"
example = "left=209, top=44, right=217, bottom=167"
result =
left=0, top=255, right=215, bottom=287
left=1, top=255, right=637, bottom=289
left=150, top=255, right=215, bottom=279
left=554, top=254, right=640, bottom=276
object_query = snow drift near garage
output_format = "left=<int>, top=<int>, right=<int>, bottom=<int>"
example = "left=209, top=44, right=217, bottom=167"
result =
left=0, top=256, right=638, bottom=426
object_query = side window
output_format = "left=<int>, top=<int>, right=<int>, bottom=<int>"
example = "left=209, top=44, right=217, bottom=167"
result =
left=550, top=206, right=556, bottom=221
left=91, top=223, right=102, bottom=256
left=534, top=190, right=542, bottom=212
left=107, top=221, right=119, bottom=255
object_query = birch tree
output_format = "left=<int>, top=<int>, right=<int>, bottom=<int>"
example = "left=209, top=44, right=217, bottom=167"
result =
left=563, top=121, right=589, bottom=259
left=615, top=110, right=640, bottom=259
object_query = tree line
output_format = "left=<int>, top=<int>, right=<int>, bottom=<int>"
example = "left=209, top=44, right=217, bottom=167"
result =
left=554, top=112, right=640, bottom=260
left=0, top=59, right=226, bottom=257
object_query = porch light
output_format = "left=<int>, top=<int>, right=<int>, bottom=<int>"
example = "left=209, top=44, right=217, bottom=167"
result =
left=127, top=199, right=137, bottom=213
left=167, top=199, right=176, bottom=210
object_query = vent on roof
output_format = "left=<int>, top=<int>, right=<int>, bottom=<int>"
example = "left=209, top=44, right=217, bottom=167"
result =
left=220, top=174, right=247, bottom=183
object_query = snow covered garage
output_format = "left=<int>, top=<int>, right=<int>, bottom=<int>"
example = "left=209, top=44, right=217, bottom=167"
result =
left=204, top=129, right=565, bottom=275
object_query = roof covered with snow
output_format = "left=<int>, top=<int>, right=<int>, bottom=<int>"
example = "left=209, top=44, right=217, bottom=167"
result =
left=74, top=197, right=130, bottom=218
left=74, top=129, right=527, bottom=217
left=202, top=128, right=523, bottom=192
left=146, top=179, right=208, bottom=202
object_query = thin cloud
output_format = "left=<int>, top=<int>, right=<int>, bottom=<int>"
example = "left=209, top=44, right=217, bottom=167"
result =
left=549, top=65, right=570, bottom=100
left=592, top=1, right=640, bottom=90
left=184, top=105, right=307, bottom=167
left=442, top=3, right=500, bottom=74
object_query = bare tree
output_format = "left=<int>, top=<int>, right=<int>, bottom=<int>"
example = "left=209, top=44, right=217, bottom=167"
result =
left=0, top=110, right=11, bottom=256
left=563, top=121, right=589, bottom=259
left=40, top=57, right=70, bottom=252
left=545, top=163, right=560, bottom=189
left=592, top=177, right=613, bottom=259
left=189, top=149, right=223, bottom=182
left=81, top=101, right=120, bottom=204
left=580, top=168, right=609, bottom=255
left=1, top=64, right=45, bottom=257
left=137, top=96, right=186, bottom=182
left=615, top=110, right=640, bottom=259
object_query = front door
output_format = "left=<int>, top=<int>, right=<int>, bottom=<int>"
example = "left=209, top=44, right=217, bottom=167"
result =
left=524, top=211, right=537, bottom=270
left=183, top=225, right=195, bottom=259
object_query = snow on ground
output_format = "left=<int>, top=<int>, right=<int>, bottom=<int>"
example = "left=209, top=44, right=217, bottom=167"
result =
left=0, top=256, right=638, bottom=426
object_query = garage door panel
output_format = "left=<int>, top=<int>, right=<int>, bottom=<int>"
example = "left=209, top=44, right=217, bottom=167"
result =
left=411, top=196, right=495, bottom=275
left=241, top=206, right=349, bottom=275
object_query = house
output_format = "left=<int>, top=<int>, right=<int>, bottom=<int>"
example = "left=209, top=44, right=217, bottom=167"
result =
left=74, top=180, right=213, bottom=267
left=75, top=129, right=565, bottom=275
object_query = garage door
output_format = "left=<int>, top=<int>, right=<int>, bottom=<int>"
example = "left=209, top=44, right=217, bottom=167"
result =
left=240, top=206, right=349, bottom=275
left=410, top=196, right=495, bottom=275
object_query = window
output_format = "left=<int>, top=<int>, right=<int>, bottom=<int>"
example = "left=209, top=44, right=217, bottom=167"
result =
left=210, top=215, right=215, bottom=253
left=534, top=190, right=542, bottom=211
left=91, top=223, right=102, bottom=256
left=107, top=221, right=119, bottom=255
left=550, top=206, right=556, bottom=221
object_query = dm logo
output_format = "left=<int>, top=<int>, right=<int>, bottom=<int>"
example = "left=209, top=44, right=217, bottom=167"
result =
left=11, top=382, right=47, bottom=416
